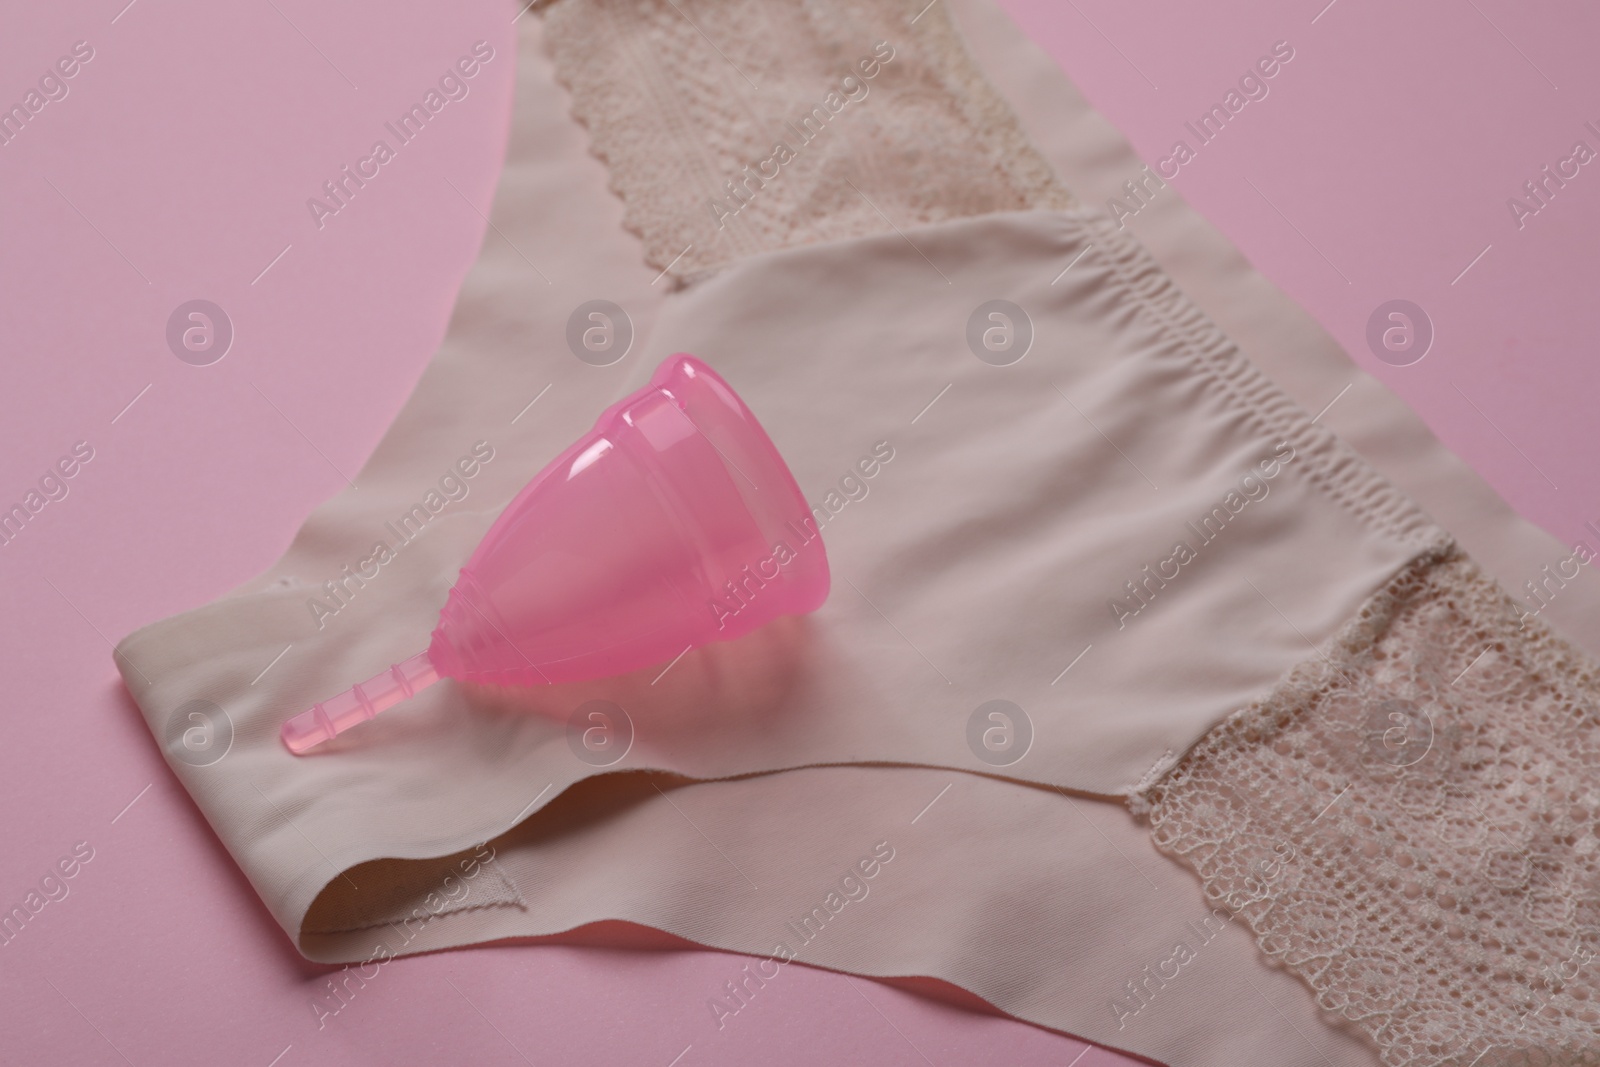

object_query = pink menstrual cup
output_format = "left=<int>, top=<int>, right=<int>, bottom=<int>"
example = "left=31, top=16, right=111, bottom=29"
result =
left=281, top=354, right=830, bottom=754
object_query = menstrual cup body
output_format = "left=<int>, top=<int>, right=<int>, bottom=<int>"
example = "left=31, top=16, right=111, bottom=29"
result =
left=424, top=354, right=829, bottom=689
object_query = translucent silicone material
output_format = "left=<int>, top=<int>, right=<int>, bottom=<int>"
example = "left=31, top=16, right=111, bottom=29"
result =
left=281, top=354, right=830, bottom=755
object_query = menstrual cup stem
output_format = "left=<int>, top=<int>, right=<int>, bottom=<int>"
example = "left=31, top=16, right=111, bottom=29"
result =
left=281, top=650, right=439, bottom=755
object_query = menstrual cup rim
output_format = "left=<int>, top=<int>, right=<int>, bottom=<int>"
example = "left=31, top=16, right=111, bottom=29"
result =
left=649, top=354, right=831, bottom=612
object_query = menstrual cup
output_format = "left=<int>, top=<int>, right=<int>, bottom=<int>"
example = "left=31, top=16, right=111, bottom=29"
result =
left=281, top=354, right=830, bottom=754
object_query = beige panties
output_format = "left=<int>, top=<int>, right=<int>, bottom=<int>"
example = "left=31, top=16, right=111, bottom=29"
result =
left=113, top=2, right=1600, bottom=1064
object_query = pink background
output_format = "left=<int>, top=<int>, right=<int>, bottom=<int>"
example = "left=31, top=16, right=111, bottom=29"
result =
left=1, top=0, right=1593, bottom=1063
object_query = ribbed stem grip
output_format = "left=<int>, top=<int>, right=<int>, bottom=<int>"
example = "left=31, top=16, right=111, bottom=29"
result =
left=280, top=650, right=438, bottom=755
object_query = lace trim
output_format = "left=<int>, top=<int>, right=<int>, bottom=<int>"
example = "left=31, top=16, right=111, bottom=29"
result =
left=1135, top=543, right=1600, bottom=1067
left=540, top=0, right=1074, bottom=280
